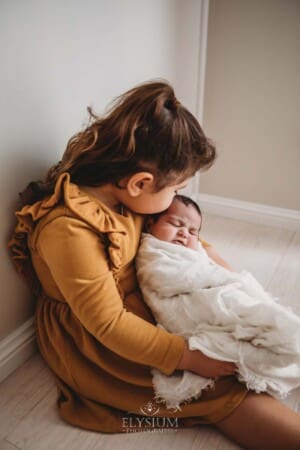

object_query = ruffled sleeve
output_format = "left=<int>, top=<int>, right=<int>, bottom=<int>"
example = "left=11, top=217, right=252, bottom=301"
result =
left=7, top=173, right=69, bottom=296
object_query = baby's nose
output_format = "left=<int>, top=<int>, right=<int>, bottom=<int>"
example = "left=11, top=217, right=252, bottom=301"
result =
left=178, top=227, right=188, bottom=237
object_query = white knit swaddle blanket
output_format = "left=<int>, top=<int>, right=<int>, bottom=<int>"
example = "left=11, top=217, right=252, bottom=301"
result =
left=136, top=233, right=300, bottom=410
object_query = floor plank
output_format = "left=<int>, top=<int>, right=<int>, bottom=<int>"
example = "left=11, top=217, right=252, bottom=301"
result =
left=201, top=214, right=295, bottom=287
left=0, top=354, right=54, bottom=440
left=190, top=426, right=242, bottom=450
left=90, top=428, right=198, bottom=450
left=0, top=439, right=20, bottom=450
left=267, top=231, right=300, bottom=313
left=6, top=388, right=103, bottom=450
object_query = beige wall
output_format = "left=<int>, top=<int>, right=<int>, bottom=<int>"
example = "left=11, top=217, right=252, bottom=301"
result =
left=201, top=0, right=300, bottom=210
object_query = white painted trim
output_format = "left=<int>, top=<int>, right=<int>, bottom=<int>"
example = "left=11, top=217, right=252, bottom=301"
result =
left=196, top=193, right=300, bottom=231
left=192, top=0, right=210, bottom=194
left=196, top=0, right=210, bottom=123
left=0, top=317, right=37, bottom=383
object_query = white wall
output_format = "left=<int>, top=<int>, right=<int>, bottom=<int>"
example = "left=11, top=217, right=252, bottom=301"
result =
left=1, top=0, right=205, bottom=340
left=202, top=0, right=300, bottom=210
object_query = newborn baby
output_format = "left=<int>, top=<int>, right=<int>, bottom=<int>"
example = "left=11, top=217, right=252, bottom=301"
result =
left=136, top=195, right=300, bottom=410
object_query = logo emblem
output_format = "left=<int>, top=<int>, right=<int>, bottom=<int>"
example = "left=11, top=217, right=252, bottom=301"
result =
left=139, top=401, right=160, bottom=416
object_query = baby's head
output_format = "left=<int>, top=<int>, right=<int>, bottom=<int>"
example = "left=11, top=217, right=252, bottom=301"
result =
left=147, top=195, right=202, bottom=250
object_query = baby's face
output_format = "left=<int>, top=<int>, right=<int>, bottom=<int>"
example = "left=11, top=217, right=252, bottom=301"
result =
left=149, top=199, right=201, bottom=250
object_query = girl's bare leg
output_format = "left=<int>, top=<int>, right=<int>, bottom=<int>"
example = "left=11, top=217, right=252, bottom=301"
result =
left=215, top=391, right=300, bottom=450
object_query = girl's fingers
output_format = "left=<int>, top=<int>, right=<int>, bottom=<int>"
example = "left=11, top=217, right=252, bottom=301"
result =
left=224, top=362, right=237, bottom=374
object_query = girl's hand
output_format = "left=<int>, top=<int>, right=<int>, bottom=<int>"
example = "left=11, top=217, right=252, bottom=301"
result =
left=176, top=341, right=237, bottom=378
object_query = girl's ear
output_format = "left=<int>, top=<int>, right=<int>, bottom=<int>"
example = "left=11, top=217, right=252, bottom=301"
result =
left=126, top=172, right=154, bottom=197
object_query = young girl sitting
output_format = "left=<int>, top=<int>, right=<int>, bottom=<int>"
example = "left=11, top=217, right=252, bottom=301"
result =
left=8, top=80, right=300, bottom=449
left=136, top=195, right=300, bottom=410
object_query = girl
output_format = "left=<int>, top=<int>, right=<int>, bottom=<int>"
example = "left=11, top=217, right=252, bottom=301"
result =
left=8, top=81, right=300, bottom=449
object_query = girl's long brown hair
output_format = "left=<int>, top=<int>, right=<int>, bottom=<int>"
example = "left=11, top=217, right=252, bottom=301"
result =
left=19, top=80, right=216, bottom=205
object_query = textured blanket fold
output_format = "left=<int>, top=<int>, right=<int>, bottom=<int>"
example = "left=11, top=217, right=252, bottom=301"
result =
left=136, top=233, right=300, bottom=410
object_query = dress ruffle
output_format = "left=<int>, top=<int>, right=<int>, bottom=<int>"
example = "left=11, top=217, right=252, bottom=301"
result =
left=7, top=173, right=68, bottom=296
left=7, top=172, right=132, bottom=295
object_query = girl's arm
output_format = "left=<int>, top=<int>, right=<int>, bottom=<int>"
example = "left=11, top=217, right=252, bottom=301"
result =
left=37, top=216, right=185, bottom=377
left=177, top=341, right=237, bottom=377
left=201, top=240, right=233, bottom=271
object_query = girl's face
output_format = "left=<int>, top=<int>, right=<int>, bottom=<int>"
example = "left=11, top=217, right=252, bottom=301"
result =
left=149, top=199, right=201, bottom=250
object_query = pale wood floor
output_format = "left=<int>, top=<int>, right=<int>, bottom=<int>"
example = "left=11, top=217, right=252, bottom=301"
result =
left=1, top=214, right=299, bottom=450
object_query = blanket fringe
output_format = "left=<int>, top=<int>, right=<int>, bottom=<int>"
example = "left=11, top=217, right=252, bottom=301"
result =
left=151, top=369, right=215, bottom=411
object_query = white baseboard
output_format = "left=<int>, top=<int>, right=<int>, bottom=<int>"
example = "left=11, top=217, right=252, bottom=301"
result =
left=0, top=316, right=37, bottom=383
left=195, top=193, right=300, bottom=231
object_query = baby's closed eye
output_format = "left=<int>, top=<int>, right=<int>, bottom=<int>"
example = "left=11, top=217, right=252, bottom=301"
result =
left=168, top=220, right=181, bottom=227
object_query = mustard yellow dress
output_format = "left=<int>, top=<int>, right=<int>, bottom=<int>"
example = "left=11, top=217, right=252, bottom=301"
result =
left=8, top=172, right=248, bottom=433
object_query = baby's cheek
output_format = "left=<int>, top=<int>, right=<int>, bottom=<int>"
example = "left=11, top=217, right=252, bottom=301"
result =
left=188, top=237, right=199, bottom=250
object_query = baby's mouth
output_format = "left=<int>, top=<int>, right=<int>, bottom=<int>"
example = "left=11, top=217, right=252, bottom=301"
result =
left=172, top=240, right=186, bottom=247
